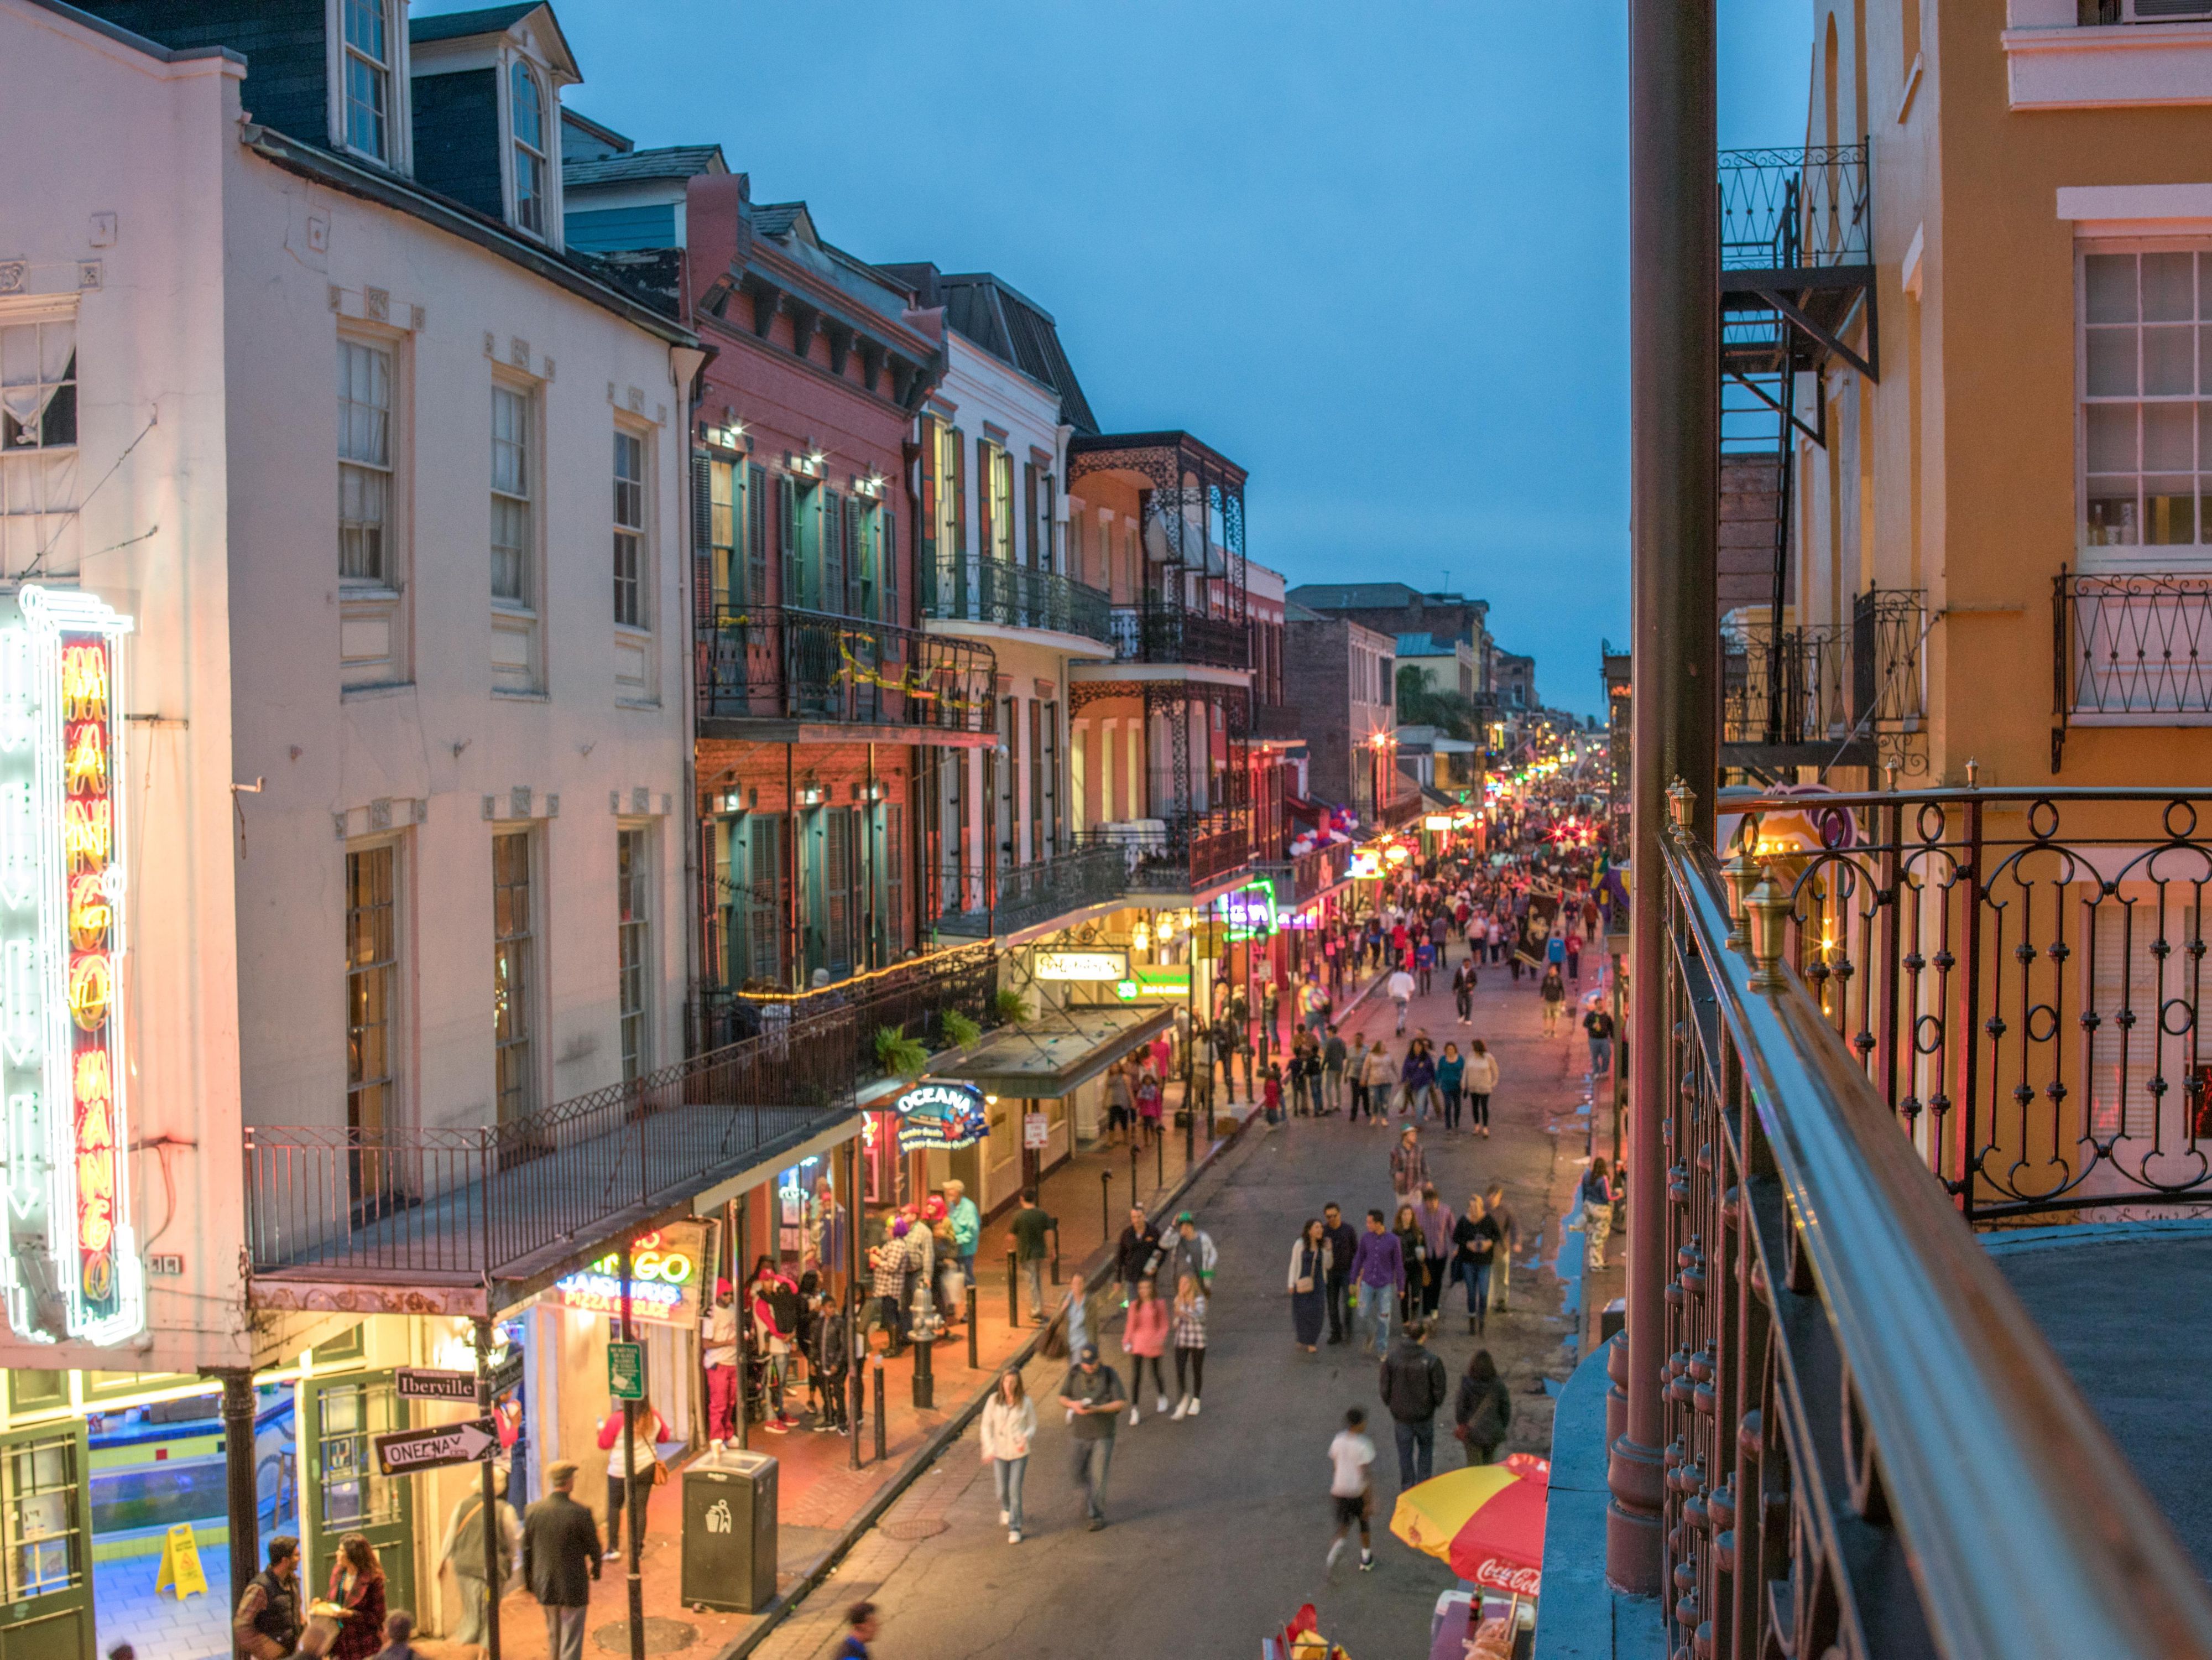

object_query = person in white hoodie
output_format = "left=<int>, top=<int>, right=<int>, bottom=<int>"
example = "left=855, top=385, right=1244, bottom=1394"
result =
left=1463, top=1039, right=1501, bottom=1139
left=979, top=1371, right=1037, bottom=1544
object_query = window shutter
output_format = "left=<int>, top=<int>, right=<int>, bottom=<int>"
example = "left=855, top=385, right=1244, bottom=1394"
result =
left=881, top=508, right=900, bottom=625
left=745, top=464, right=767, bottom=604
left=846, top=496, right=864, bottom=616
left=975, top=438, right=993, bottom=562
left=690, top=452, right=714, bottom=626
left=885, top=803, right=906, bottom=960
left=1022, top=462, right=1037, bottom=570
left=949, top=429, right=966, bottom=558
left=822, top=487, right=845, bottom=616
left=778, top=476, right=798, bottom=607
left=919, top=421, right=939, bottom=565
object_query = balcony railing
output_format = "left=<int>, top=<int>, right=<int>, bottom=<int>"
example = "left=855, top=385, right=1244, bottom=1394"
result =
left=1108, top=602, right=1249, bottom=670
left=921, top=557, right=1114, bottom=647
left=1107, top=810, right=1248, bottom=893
left=1652, top=811, right=2212, bottom=1660
left=1723, top=589, right=1923, bottom=756
left=695, top=605, right=995, bottom=732
left=932, top=839, right=1133, bottom=937
left=2056, top=569, right=2212, bottom=727
left=1718, top=143, right=1870, bottom=273
left=246, top=1017, right=855, bottom=1289
left=690, top=944, right=1002, bottom=1091
left=1258, top=841, right=1352, bottom=907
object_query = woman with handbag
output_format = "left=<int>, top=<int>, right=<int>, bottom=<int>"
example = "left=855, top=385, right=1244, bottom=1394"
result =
left=597, top=1397, right=669, bottom=1552
left=1287, top=1219, right=1329, bottom=1352
left=1453, top=1349, right=1512, bottom=1466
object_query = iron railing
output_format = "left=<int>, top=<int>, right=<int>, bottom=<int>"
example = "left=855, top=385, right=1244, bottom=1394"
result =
left=932, top=839, right=1133, bottom=937
left=695, top=605, right=995, bottom=730
left=1723, top=590, right=1924, bottom=756
left=2055, top=569, right=2212, bottom=724
left=1718, top=144, right=1871, bottom=273
left=1725, top=787, right=2212, bottom=1220
left=690, top=943, right=1001, bottom=1089
left=1108, top=602, right=1249, bottom=670
left=921, top=558, right=1114, bottom=647
left=1257, top=841, right=1353, bottom=908
left=246, top=1015, right=856, bottom=1286
left=1112, top=810, right=1248, bottom=893
left=1655, top=818, right=2212, bottom=1660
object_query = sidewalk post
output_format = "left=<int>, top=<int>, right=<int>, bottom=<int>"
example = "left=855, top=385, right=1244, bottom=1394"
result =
left=1005, top=1249, right=1018, bottom=1328
left=967, top=1284, right=979, bottom=1368
left=911, top=1334, right=935, bottom=1410
left=1128, top=1140, right=1140, bottom=1206
left=1050, top=1225, right=1061, bottom=1286
left=1155, top=1128, right=1164, bottom=1189
left=872, top=1356, right=887, bottom=1464
left=1099, top=1169, right=1112, bottom=1240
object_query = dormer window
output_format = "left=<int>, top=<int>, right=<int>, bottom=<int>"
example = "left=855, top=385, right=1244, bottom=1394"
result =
left=342, top=0, right=393, bottom=160
left=511, top=61, right=547, bottom=236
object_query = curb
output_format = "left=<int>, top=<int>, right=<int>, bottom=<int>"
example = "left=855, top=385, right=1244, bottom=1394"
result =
left=716, top=1098, right=1266, bottom=1659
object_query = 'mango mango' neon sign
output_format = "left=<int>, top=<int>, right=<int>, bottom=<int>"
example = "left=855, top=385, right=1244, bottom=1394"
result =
left=0, top=589, right=139, bottom=1345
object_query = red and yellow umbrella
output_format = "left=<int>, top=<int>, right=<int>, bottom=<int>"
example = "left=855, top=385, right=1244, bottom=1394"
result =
left=1389, top=1453, right=1548, bottom=1598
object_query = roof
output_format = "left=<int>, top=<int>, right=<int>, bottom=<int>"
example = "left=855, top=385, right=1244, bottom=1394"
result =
left=1395, top=632, right=1463, bottom=657
left=1284, top=601, right=1326, bottom=623
left=410, top=4, right=539, bottom=44
left=565, top=145, right=727, bottom=187
left=1291, top=583, right=1482, bottom=612
left=880, top=267, right=1100, bottom=436
left=751, top=202, right=808, bottom=239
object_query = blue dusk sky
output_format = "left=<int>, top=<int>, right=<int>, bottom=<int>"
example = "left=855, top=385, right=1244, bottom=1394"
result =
left=425, top=1, right=1814, bottom=718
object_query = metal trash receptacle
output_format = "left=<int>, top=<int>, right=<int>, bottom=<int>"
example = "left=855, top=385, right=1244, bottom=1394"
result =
left=680, top=1449, right=777, bottom=1612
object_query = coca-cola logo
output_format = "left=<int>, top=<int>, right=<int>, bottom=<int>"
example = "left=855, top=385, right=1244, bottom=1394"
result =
left=1472, top=1558, right=1542, bottom=1597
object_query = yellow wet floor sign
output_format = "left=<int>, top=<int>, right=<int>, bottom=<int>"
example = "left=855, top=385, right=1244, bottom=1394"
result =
left=154, top=1522, right=206, bottom=1600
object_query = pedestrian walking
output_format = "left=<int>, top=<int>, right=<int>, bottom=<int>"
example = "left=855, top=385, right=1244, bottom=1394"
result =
left=1486, top=1182, right=1518, bottom=1312
left=1582, top=1158, right=1617, bottom=1268
left=1583, top=999, right=1615, bottom=1078
left=1114, top=1206, right=1163, bottom=1308
left=1121, top=1277, right=1171, bottom=1420
left=945, top=1178, right=981, bottom=1294
left=1451, top=1194, right=1501, bottom=1336
left=1170, top=1273, right=1209, bottom=1418
left=596, top=1395, right=668, bottom=1547
left=1288, top=1218, right=1329, bottom=1352
left=435, top=1468, right=519, bottom=1645
left=1453, top=1350, right=1513, bottom=1467
left=748, top=1259, right=800, bottom=1432
left=701, top=1278, right=739, bottom=1445
left=834, top=1602, right=880, bottom=1660
left=1135, top=1065, right=1165, bottom=1143
left=1464, top=1039, right=1499, bottom=1138
left=1157, top=1210, right=1218, bottom=1293
left=1348, top=1209, right=1404, bottom=1354
left=1106, top=1059, right=1135, bottom=1142
left=1360, top=1039, right=1395, bottom=1126
left=1378, top=1317, right=1448, bottom=1489
left=1347, top=1033, right=1372, bottom=1122
left=812, top=1284, right=851, bottom=1433
left=1007, top=1189, right=1055, bottom=1324
left=1387, top=966, right=1416, bottom=1035
left=979, top=1371, right=1036, bottom=1543
left=1058, top=1343, right=1127, bottom=1530
left=1321, top=1202, right=1359, bottom=1346
left=1415, top=1185, right=1455, bottom=1319
left=1436, top=1041, right=1466, bottom=1131
left=1323, top=1024, right=1347, bottom=1112
left=1261, top=1061, right=1283, bottom=1125
left=1415, top=935, right=1436, bottom=996
left=1325, top=1407, right=1378, bottom=1574
left=1389, top=1124, right=1428, bottom=1205
left=1540, top=965, right=1567, bottom=1035
left=232, top=1536, right=303, bottom=1660
left=522, top=1463, right=602, bottom=1660
left=373, top=1612, right=421, bottom=1660
left=1400, top=1039, right=1437, bottom=1122
left=1392, top=1203, right=1429, bottom=1327
left=1452, top=957, right=1476, bottom=1024
left=324, top=1535, right=386, bottom=1660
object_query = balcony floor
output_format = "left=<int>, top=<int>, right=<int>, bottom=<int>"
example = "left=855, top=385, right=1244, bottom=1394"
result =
left=1987, top=1221, right=2212, bottom=1581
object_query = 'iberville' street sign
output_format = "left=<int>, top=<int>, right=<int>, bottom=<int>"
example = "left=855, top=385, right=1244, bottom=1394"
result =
left=373, top=1418, right=499, bottom=1477
left=394, top=1368, right=479, bottom=1403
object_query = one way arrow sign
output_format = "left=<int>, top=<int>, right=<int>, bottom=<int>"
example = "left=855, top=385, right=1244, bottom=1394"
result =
left=372, top=1418, right=499, bottom=1478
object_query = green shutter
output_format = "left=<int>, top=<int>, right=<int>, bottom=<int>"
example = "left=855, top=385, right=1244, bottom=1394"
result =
left=778, top=476, right=798, bottom=607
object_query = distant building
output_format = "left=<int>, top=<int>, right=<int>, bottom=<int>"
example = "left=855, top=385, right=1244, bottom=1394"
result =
left=1395, top=632, right=1477, bottom=700
left=1492, top=650, right=1537, bottom=711
left=1283, top=603, right=1416, bottom=826
left=1288, top=582, right=1491, bottom=693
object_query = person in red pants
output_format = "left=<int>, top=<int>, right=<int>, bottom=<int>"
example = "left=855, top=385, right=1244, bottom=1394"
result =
left=702, top=1279, right=738, bottom=1446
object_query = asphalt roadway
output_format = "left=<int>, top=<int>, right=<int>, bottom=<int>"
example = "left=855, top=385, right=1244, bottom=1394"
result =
left=755, top=950, right=1608, bottom=1659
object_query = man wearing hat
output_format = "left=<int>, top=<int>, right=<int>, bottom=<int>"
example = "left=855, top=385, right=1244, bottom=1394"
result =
left=1156, top=1212, right=1217, bottom=1296
left=1057, top=1342, right=1128, bottom=1531
left=521, top=1461, right=601, bottom=1660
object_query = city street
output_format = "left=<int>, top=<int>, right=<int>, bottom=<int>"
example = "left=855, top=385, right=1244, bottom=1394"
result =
left=757, top=942, right=1616, bottom=1658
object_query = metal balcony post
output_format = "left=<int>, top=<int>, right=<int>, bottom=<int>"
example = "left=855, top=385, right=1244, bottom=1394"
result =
left=1619, top=0, right=1718, bottom=1598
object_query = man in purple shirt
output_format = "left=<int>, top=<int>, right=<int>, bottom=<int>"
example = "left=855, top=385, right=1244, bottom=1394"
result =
left=1347, top=1209, right=1405, bottom=1356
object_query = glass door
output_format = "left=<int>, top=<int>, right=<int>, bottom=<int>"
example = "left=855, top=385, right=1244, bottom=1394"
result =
left=300, top=1374, right=414, bottom=1625
left=0, top=1423, right=89, bottom=1660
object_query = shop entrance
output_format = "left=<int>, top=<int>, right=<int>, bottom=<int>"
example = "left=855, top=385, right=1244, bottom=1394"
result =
left=0, top=1422, right=91, bottom=1660
left=301, top=1375, right=415, bottom=1620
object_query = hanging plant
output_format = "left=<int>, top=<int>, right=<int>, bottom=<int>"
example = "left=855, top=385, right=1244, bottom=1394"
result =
left=874, top=1025, right=928, bottom=1079
left=940, top=1009, right=982, bottom=1050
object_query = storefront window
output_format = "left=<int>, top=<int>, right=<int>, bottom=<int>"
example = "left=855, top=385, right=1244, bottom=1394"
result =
left=3, top=1434, right=79, bottom=1599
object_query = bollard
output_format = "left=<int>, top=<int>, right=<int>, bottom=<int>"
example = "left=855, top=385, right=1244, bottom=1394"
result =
left=1156, top=1129, right=1165, bottom=1189
left=1129, top=1139, right=1139, bottom=1202
left=911, top=1335, right=935, bottom=1410
left=1005, top=1250, right=1018, bottom=1329
left=1099, top=1169, right=1112, bottom=1241
left=967, top=1284, right=979, bottom=1369
left=1186, top=1096, right=1196, bottom=1164
left=873, top=1357, right=888, bottom=1465
left=1050, top=1226, right=1061, bottom=1287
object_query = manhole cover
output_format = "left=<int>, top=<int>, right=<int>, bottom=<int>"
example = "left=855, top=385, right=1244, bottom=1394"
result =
left=879, top=1516, right=947, bottom=1541
left=592, top=1617, right=698, bottom=1654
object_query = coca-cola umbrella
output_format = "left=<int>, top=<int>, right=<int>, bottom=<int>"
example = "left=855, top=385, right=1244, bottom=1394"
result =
left=1388, top=1453, right=1548, bottom=1599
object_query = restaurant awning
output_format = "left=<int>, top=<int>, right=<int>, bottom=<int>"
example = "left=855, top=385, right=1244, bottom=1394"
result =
left=933, top=1003, right=1177, bottom=1099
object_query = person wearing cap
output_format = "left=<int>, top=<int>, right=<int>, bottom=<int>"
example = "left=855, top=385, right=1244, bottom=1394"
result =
left=1156, top=1212, right=1217, bottom=1296
left=702, top=1277, right=739, bottom=1446
left=435, top=1465, right=519, bottom=1645
left=521, top=1461, right=600, bottom=1660
left=1057, top=1341, right=1128, bottom=1531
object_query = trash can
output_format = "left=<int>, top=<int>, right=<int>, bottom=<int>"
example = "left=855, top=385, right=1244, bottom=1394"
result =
left=680, top=1448, right=776, bottom=1613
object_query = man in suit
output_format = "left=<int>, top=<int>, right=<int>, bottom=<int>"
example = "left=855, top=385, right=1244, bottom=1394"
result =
left=521, top=1460, right=601, bottom=1660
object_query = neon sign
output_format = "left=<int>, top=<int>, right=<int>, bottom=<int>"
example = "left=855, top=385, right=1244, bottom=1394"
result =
left=549, top=1227, right=702, bottom=1325
left=892, top=1081, right=989, bottom=1152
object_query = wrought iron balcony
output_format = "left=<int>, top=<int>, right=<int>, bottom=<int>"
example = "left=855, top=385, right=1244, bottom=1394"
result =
left=2055, top=571, right=2212, bottom=757
left=244, top=1018, right=855, bottom=1300
left=932, top=839, right=1133, bottom=938
left=1721, top=589, right=1923, bottom=773
left=1109, top=810, right=1248, bottom=894
left=1647, top=804, right=2212, bottom=1660
left=1108, top=602, right=1249, bottom=671
left=921, top=557, right=1115, bottom=647
left=1256, top=841, right=1352, bottom=908
left=695, top=605, right=995, bottom=735
left=1719, top=144, right=1871, bottom=275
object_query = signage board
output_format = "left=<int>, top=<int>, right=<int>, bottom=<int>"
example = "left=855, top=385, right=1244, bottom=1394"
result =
left=1133, top=964, right=1190, bottom=995
left=1022, top=1112, right=1049, bottom=1150
left=395, top=1368, right=479, bottom=1403
left=1348, top=850, right=1382, bottom=878
left=1423, top=814, right=1452, bottom=831
left=373, top=1417, right=499, bottom=1477
left=0, top=589, right=140, bottom=1345
left=1033, top=949, right=1129, bottom=983
left=607, top=1341, right=646, bottom=1400
left=546, top=1222, right=706, bottom=1326
left=892, top=1081, right=989, bottom=1153
left=1211, top=882, right=1278, bottom=939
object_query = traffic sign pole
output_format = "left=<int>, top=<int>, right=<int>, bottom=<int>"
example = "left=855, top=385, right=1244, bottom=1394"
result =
left=620, top=1242, right=645, bottom=1660
left=476, top=1316, right=502, bottom=1660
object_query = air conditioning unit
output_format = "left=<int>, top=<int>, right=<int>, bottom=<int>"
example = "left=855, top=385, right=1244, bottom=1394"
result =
left=2125, top=0, right=2212, bottom=20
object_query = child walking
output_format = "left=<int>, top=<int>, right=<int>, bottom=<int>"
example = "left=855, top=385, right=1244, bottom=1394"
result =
left=1326, top=1407, right=1378, bottom=1573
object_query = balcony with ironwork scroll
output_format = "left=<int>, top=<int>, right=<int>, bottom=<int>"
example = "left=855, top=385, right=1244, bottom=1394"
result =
left=1562, top=789, right=2212, bottom=1660
left=1108, top=809, right=1249, bottom=897
left=695, top=606, right=997, bottom=742
left=1106, top=601, right=1250, bottom=671
left=1721, top=589, right=1924, bottom=778
left=244, top=1017, right=858, bottom=1313
left=2054, top=570, right=2212, bottom=763
left=1255, top=840, right=1352, bottom=909
left=932, top=837, right=1132, bottom=938
left=922, top=556, right=1114, bottom=649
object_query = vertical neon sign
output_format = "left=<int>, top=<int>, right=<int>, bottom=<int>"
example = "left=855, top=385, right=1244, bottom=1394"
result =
left=0, top=589, right=138, bottom=1344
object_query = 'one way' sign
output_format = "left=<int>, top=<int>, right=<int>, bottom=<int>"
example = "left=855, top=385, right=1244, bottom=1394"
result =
left=372, top=1418, right=499, bottom=1477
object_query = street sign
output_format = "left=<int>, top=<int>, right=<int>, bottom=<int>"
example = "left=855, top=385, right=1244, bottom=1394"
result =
left=608, top=1340, right=646, bottom=1401
left=372, top=1417, right=498, bottom=1477
left=395, top=1367, right=479, bottom=1403
left=1022, top=1112, right=1048, bottom=1150
left=489, top=1346, right=525, bottom=1397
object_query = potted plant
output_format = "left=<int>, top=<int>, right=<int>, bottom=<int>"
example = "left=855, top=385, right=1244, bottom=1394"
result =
left=873, top=1025, right=928, bottom=1080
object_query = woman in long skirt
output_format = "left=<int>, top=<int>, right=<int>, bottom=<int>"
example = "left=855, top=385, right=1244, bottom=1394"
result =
left=1288, top=1218, right=1328, bottom=1352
